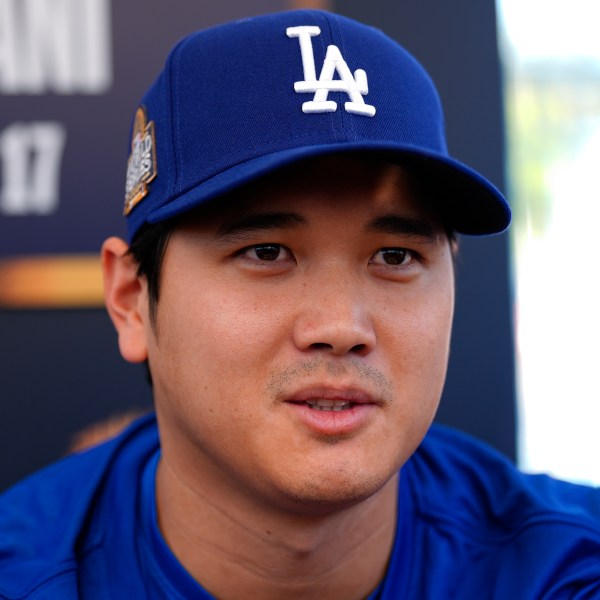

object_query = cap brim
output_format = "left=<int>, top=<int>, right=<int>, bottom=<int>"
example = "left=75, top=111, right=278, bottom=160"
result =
left=147, top=141, right=510, bottom=236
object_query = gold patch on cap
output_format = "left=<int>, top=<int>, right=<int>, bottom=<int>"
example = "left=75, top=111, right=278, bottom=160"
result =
left=124, top=106, right=157, bottom=215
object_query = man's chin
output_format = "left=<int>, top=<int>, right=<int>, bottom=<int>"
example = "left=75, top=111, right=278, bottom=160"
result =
left=269, top=471, right=397, bottom=517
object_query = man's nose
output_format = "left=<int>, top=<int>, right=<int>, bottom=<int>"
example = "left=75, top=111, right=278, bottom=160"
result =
left=292, top=274, right=376, bottom=357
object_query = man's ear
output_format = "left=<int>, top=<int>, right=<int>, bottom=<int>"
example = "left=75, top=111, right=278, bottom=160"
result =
left=101, top=237, right=149, bottom=364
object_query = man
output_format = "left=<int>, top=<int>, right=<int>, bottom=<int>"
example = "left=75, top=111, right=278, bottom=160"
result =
left=1, top=10, right=599, bottom=599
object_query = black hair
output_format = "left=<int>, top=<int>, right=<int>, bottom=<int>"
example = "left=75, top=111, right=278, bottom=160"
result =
left=126, top=221, right=175, bottom=387
left=126, top=220, right=174, bottom=327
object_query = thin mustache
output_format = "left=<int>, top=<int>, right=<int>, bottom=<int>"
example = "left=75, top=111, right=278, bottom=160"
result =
left=266, top=357, right=394, bottom=402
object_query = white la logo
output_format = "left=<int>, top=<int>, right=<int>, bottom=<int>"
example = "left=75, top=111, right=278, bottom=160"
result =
left=286, top=25, right=376, bottom=117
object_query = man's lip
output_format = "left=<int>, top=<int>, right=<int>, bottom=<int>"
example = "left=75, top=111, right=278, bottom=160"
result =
left=283, top=387, right=377, bottom=405
left=282, top=386, right=380, bottom=436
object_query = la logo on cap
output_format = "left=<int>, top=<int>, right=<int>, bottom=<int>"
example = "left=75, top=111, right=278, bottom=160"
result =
left=287, top=26, right=376, bottom=117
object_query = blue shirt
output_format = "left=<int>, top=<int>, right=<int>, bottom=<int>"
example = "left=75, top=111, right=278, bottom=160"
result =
left=1, top=414, right=599, bottom=598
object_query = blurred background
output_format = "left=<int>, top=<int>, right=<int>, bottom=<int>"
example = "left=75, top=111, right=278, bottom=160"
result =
left=0, top=0, right=596, bottom=490
left=499, top=0, right=600, bottom=486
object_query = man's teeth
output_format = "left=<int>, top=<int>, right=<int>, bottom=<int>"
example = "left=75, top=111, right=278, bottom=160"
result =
left=305, top=399, right=352, bottom=411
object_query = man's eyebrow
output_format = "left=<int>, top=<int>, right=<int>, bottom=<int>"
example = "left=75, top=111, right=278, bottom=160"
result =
left=365, top=214, right=437, bottom=241
left=214, top=211, right=308, bottom=239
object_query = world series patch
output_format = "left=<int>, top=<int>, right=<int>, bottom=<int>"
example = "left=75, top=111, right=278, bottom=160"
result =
left=124, top=106, right=157, bottom=215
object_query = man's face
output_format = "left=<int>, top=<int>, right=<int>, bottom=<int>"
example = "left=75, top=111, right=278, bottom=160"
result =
left=143, top=156, right=455, bottom=513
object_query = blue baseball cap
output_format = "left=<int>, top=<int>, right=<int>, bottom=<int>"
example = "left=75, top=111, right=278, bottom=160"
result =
left=123, top=9, right=511, bottom=241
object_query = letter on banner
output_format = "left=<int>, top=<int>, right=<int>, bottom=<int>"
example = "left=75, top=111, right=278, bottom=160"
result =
left=0, top=0, right=112, bottom=94
left=0, top=122, right=67, bottom=215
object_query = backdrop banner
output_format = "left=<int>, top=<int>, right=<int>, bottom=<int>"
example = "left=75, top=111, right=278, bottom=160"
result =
left=0, top=0, right=306, bottom=306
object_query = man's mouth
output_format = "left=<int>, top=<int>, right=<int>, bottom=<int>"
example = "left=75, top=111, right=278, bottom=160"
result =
left=282, top=388, right=378, bottom=435
left=303, top=399, right=354, bottom=412
left=285, top=387, right=375, bottom=408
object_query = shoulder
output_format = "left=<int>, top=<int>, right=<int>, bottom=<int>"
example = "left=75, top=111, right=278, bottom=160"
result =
left=413, top=424, right=600, bottom=528
left=404, top=425, right=600, bottom=595
left=0, top=413, right=159, bottom=599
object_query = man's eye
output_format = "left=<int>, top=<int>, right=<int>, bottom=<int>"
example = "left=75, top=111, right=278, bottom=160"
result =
left=371, top=248, right=412, bottom=266
left=244, top=244, right=287, bottom=261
